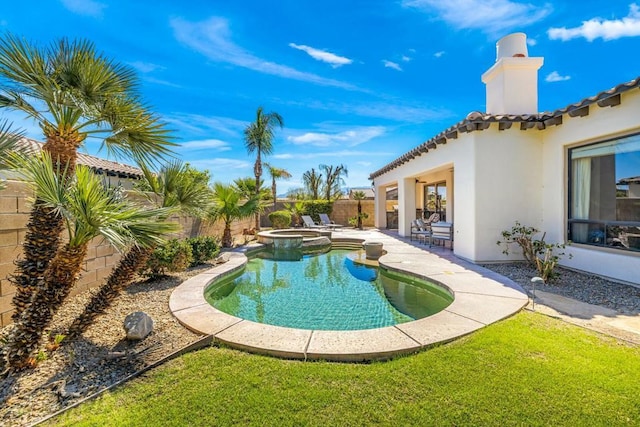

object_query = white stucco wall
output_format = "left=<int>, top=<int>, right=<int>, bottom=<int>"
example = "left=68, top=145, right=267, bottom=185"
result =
left=541, top=88, right=640, bottom=284
left=472, top=128, right=543, bottom=262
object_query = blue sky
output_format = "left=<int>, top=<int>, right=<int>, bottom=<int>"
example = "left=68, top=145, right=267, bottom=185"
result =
left=2, top=1, right=640, bottom=193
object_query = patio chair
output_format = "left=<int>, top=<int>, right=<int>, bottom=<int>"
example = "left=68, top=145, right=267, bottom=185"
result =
left=319, top=213, right=344, bottom=230
left=301, top=215, right=325, bottom=228
left=410, top=219, right=431, bottom=243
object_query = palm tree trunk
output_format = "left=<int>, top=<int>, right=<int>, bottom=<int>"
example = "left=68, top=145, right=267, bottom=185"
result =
left=5, top=244, right=87, bottom=369
left=254, top=151, right=262, bottom=231
left=10, top=132, right=82, bottom=320
left=223, top=223, right=233, bottom=248
left=67, top=246, right=152, bottom=339
left=10, top=203, right=64, bottom=320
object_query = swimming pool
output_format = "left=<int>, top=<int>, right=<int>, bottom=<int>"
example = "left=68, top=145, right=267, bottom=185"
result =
left=205, top=249, right=453, bottom=330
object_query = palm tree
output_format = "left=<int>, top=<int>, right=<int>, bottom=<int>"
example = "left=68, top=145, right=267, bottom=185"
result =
left=66, top=161, right=210, bottom=339
left=302, top=168, right=323, bottom=200
left=244, top=106, right=284, bottom=231
left=0, top=120, right=24, bottom=190
left=353, top=190, right=367, bottom=230
left=210, top=182, right=260, bottom=248
left=320, top=164, right=348, bottom=201
left=4, top=154, right=176, bottom=369
left=265, top=163, right=291, bottom=210
left=0, top=35, right=175, bottom=320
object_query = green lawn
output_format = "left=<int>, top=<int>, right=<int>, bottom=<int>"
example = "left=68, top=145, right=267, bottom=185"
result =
left=50, top=312, right=640, bottom=426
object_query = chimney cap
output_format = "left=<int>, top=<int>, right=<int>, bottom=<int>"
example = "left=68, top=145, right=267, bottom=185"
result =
left=496, top=33, right=528, bottom=61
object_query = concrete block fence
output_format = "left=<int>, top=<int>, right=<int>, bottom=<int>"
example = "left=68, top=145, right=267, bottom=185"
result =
left=0, top=181, right=252, bottom=327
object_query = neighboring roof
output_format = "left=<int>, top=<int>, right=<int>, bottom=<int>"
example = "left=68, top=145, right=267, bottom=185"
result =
left=369, top=76, right=640, bottom=180
left=349, top=187, right=375, bottom=199
left=618, top=176, right=640, bottom=185
left=16, top=137, right=144, bottom=179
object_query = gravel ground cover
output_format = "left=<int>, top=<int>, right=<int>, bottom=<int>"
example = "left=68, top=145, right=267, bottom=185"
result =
left=481, top=262, right=640, bottom=314
left=1, top=260, right=639, bottom=426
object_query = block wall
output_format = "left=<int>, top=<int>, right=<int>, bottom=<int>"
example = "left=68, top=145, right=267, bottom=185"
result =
left=0, top=181, right=253, bottom=326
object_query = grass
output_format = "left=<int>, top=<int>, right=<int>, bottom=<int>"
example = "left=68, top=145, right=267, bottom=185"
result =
left=50, top=312, right=640, bottom=426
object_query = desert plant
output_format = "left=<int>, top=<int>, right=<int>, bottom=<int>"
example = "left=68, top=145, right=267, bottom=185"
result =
left=352, top=190, right=367, bottom=229
left=320, top=164, right=348, bottom=201
left=143, top=239, right=193, bottom=277
left=498, top=221, right=570, bottom=282
left=4, top=154, right=175, bottom=369
left=269, top=210, right=292, bottom=229
left=0, top=34, right=174, bottom=321
left=187, top=236, right=220, bottom=266
left=66, top=161, right=210, bottom=339
left=210, top=182, right=261, bottom=248
left=283, top=201, right=305, bottom=227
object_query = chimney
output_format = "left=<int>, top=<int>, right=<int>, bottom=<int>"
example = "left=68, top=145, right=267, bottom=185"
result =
left=481, top=33, right=543, bottom=115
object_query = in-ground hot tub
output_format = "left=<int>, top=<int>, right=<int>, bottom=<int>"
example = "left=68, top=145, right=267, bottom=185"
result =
left=257, top=228, right=332, bottom=251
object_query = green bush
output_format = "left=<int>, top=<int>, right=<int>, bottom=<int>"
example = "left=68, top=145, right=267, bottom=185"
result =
left=187, top=236, right=220, bottom=267
left=268, top=210, right=292, bottom=229
left=302, top=200, right=333, bottom=223
left=143, top=239, right=193, bottom=277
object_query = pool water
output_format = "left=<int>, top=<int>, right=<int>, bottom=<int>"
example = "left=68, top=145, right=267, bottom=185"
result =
left=205, top=249, right=453, bottom=331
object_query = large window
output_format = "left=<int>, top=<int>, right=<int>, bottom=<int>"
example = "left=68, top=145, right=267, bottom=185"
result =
left=423, top=182, right=447, bottom=222
left=568, top=133, right=640, bottom=252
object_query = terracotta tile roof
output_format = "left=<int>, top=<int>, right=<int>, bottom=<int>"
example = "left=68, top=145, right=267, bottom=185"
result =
left=369, top=76, right=640, bottom=180
left=15, top=137, right=144, bottom=178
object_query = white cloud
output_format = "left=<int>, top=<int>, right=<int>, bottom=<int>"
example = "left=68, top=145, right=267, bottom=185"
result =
left=60, top=0, right=106, bottom=17
left=401, top=55, right=412, bottom=62
left=129, top=61, right=165, bottom=73
left=357, top=161, right=372, bottom=167
left=288, top=43, right=352, bottom=68
left=434, top=51, right=445, bottom=58
left=170, top=17, right=360, bottom=90
left=545, top=71, right=571, bottom=82
left=180, top=139, right=232, bottom=151
left=287, top=126, right=386, bottom=147
left=164, top=113, right=247, bottom=137
left=382, top=60, right=402, bottom=71
left=144, top=77, right=182, bottom=88
left=188, top=158, right=251, bottom=170
left=272, top=150, right=393, bottom=160
left=527, top=38, right=537, bottom=46
left=548, top=3, right=640, bottom=42
left=403, top=0, right=552, bottom=35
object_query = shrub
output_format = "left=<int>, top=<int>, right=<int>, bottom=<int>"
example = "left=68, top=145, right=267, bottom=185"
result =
left=143, top=238, right=193, bottom=277
left=301, top=200, right=333, bottom=223
left=497, top=221, right=571, bottom=282
left=269, top=210, right=292, bottom=229
left=187, top=236, right=220, bottom=267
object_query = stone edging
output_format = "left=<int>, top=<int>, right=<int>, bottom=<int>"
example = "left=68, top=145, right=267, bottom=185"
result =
left=169, top=234, right=528, bottom=362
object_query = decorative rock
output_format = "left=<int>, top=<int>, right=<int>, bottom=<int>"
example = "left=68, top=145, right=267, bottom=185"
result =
left=124, top=311, right=154, bottom=340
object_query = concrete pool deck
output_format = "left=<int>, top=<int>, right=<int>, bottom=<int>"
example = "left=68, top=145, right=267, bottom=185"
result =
left=169, top=229, right=528, bottom=361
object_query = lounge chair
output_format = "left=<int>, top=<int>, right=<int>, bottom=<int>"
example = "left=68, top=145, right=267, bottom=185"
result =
left=319, top=213, right=343, bottom=230
left=302, top=215, right=325, bottom=228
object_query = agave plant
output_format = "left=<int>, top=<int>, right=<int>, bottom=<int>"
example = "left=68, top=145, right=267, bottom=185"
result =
left=210, top=182, right=260, bottom=248
left=66, top=161, right=211, bottom=339
left=0, top=34, right=175, bottom=320
left=3, top=153, right=176, bottom=369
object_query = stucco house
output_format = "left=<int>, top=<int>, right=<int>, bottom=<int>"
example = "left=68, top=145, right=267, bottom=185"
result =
left=369, top=33, right=639, bottom=285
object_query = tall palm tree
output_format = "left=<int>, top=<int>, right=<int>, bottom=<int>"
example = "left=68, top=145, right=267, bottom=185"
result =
left=353, top=190, right=367, bottom=230
left=4, top=154, right=176, bottom=369
left=320, top=164, right=348, bottom=201
left=265, top=163, right=291, bottom=210
left=66, top=161, right=211, bottom=339
left=302, top=168, right=323, bottom=200
left=210, top=182, right=260, bottom=248
left=0, top=34, right=175, bottom=320
left=244, top=106, right=283, bottom=231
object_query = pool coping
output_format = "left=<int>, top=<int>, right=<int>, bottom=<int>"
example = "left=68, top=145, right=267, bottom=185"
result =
left=169, top=230, right=528, bottom=362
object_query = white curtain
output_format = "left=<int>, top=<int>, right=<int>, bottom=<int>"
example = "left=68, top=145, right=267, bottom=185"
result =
left=572, top=158, right=591, bottom=242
